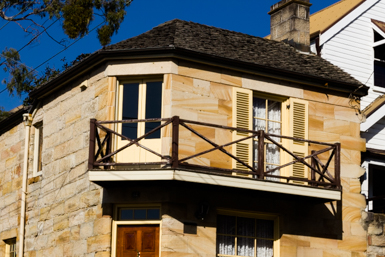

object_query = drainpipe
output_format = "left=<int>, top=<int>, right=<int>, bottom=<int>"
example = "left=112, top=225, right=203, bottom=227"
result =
left=19, top=101, right=40, bottom=257
left=19, top=113, right=32, bottom=257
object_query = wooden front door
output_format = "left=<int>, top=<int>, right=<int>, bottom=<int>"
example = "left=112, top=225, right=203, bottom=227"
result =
left=117, top=225, right=159, bottom=257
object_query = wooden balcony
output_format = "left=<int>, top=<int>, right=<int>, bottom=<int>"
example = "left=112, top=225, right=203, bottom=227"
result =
left=88, top=116, right=341, bottom=200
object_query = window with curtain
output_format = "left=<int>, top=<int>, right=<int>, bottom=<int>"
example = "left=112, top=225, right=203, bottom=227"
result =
left=217, top=214, right=275, bottom=257
left=253, top=97, right=282, bottom=181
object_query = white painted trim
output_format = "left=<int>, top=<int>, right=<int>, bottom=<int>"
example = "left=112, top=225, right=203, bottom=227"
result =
left=374, top=39, right=385, bottom=47
left=320, top=0, right=380, bottom=45
left=111, top=220, right=162, bottom=257
left=373, top=23, right=385, bottom=40
left=32, top=123, right=43, bottom=177
left=89, top=169, right=341, bottom=200
left=361, top=103, right=385, bottom=131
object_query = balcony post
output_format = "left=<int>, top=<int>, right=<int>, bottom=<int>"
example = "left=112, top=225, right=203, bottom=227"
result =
left=257, top=130, right=265, bottom=180
left=311, top=150, right=316, bottom=187
left=88, top=119, right=96, bottom=170
left=334, top=143, right=341, bottom=189
left=171, top=116, right=180, bottom=169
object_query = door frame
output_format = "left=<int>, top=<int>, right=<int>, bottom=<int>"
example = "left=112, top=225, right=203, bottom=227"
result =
left=111, top=220, right=162, bottom=257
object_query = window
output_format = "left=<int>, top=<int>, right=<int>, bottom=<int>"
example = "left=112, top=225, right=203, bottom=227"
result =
left=216, top=213, right=278, bottom=257
left=117, top=207, right=161, bottom=220
left=4, top=238, right=16, bottom=257
left=368, top=164, right=385, bottom=213
left=33, top=122, right=43, bottom=176
left=373, top=23, right=385, bottom=89
left=120, top=80, right=163, bottom=139
left=253, top=97, right=282, bottom=179
left=232, top=88, right=308, bottom=182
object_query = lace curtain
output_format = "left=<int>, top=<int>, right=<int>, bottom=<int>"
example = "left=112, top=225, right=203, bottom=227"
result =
left=253, top=98, right=281, bottom=180
left=217, top=215, right=274, bottom=257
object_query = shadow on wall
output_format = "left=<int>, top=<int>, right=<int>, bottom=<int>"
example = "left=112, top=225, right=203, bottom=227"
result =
left=100, top=180, right=342, bottom=241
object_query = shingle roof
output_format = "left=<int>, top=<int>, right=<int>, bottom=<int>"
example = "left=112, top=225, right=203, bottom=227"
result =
left=105, top=19, right=362, bottom=86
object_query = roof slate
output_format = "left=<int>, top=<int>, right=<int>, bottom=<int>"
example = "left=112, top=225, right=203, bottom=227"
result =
left=104, top=19, right=361, bottom=86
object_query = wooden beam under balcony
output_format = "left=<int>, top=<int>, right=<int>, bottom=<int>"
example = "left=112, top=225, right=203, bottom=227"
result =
left=88, top=169, right=341, bottom=201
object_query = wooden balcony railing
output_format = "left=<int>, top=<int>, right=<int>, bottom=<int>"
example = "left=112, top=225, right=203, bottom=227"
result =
left=88, top=116, right=341, bottom=190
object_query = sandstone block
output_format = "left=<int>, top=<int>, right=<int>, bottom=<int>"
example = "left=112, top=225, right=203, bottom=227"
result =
left=87, top=234, right=111, bottom=253
left=178, top=65, right=221, bottom=84
left=70, top=225, right=80, bottom=241
left=162, top=216, right=184, bottom=235
left=341, top=163, right=365, bottom=178
left=280, top=245, right=297, bottom=257
left=56, top=229, right=70, bottom=244
left=221, top=73, right=242, bottom=87
left=280, top=235, right=310, bottom=247
left=338, top=235, right=367, bottom=251
left=210, top=82, right=232, bottom=101
left=343, top=207, right=362, bottom=222
left=297, top=246, right=323, bottom=257
left=335, top=106, right=361, bottom=123
left=73, top=239, right=87, bottom=255
left=340, top=135, right=366, bottom=152
left=54, top=215, right=69, bottom=231
left=370, top=235, right=385, bottom=247
left=93, top=217, right=111, bottom=235
left=80, top=222, right=94, bottom=239
left=95, top=252, right=111, bottom=257
left=309, top=130, right=339, bottom=144
left=368, top=223, right=383, bottom=235
left=323, top=249, right=352, bottom=257
left=172, top=90, right=219, bottom=114
left=303, top=91, right=350, bottom=107
left=315, top=102, right=335, bottom=119
left=309, top=115, right=324, bottom=131
left=310, top=237, right=338, bottom=249
left=69, top=210, right=85, bottom=227
left=80, top=190, right=101, bottom=207
left=192, top=78, right=211, bottom=96
left=350, top=222, right=366, bottom=236
left=342, top=192, right=366, bottom=208
left=324, top=119, right=350, bottom=136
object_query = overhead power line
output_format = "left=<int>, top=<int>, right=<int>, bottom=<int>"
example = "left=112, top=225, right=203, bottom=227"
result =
left=0, top=20, right=105, bottom=96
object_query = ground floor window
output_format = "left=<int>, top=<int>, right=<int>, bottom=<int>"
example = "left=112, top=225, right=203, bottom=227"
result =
left=217, top=213, right=277, bottom=257
left=4, top=238, right=16, bottom=257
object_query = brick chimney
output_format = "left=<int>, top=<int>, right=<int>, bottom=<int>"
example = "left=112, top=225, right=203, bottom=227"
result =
left=269, top=0, right=312, bottom=52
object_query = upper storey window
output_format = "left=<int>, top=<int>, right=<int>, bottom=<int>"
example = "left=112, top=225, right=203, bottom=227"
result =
left=120, top=80, right=163, bottom=139
left=253, top=97, right=282, bottom=178
left=373, top=20, right=385, bottom=89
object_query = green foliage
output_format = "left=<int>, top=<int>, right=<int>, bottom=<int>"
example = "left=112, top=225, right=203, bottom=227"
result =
left=1, top=48, right=36, bottom=97
left=1, top=48, right=90, bottom=107
left=0, top=0, right=132, bottom=111
left=0, top=106, right=9, bottom=121
left=0, top=0, right=133, bottom=46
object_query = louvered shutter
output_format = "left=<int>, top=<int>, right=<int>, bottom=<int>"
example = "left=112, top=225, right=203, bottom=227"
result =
left=289, top=98, right=308, bottom=184
left=232, top=87, right=253, bottom=173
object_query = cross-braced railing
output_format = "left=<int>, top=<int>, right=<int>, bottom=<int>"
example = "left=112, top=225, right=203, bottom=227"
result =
left=89, top=116, right=341, bottom=189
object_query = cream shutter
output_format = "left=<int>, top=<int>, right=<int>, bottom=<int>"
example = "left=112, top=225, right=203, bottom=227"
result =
left=289, top=98, right=308, bottom=184
left=232, top=87, right=253, bottom=172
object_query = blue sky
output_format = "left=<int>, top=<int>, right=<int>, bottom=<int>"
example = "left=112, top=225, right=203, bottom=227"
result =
left=0, top=0, right=340, bottom=111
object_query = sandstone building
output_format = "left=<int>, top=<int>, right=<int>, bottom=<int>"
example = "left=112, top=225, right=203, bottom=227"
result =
left=0, top=1, right=370, bottom=256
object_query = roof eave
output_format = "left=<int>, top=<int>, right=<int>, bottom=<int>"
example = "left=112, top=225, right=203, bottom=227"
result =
left=0, top=106, right=29, bottom=136
left=29, top=47, right=368, bottom=101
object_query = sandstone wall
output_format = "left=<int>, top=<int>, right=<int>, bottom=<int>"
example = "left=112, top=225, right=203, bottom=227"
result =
left=0, top=121, right=24, bottom=257
left=0, top=59, right=369, bottom=257
left=363, top=211, right=385, bottom=257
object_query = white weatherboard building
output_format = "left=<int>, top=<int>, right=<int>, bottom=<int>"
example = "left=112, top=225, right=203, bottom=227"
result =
left=309, top=0, right=385, bottom=213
